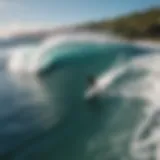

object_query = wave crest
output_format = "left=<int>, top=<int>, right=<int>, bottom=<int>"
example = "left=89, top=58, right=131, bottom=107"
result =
left=7, top=33, right=123, bottom=74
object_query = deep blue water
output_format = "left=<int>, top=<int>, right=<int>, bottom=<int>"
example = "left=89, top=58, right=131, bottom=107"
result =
left=0, top=36, right=160, bottom=160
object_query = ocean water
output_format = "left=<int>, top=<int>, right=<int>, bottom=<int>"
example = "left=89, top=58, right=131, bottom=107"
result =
left=0, top=33, right=160, bottom=160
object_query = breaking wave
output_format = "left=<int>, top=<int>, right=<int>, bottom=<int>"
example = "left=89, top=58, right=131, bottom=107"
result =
left=7, top=32, right=144, bottom=75
left=3, top=33, right=160, bottom=160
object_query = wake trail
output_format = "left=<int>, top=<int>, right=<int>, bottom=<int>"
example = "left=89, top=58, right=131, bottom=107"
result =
left=84, top=52, right=160, bottom=160
left=85, top=63, right=128, bottom=99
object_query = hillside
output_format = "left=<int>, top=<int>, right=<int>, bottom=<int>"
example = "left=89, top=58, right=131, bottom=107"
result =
left=79, top=8, right=160, bottom=40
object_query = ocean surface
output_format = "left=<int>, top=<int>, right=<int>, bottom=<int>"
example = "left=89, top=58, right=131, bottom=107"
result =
left=0, top=33, right=160, bottom=160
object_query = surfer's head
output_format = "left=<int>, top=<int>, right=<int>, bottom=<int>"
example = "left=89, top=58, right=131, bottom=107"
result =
left=87, top=75, right=96, bottom=86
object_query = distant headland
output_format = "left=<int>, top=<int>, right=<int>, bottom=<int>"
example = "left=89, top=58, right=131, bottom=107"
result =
left=76, top=7, right=160, bottom=41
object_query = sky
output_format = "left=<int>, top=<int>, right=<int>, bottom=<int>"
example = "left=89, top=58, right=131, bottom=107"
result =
left=0, top=0, right=159, bottom=36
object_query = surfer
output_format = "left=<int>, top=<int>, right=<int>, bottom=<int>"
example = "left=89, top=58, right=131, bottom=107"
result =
left=87, top=75, right=96, bottom=88
left=86, top=75, right=102, bottom=109
left=85, top=74, right=100, bottom=100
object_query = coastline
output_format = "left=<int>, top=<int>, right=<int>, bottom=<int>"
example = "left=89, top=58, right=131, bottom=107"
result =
left=131, top=39, right=160, bottom=49
left=121, top=37, right=160, bottom=49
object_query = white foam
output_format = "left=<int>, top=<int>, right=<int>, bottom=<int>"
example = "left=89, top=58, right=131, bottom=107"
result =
left=7, top=46, right=36, bottom=73
left=118, top=53, right=160, bottom=104
left=115, top=53, right=160, bottom=160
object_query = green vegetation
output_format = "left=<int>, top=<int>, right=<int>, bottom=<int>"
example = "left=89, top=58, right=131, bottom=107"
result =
left=79, top=8, right=160, bottom=40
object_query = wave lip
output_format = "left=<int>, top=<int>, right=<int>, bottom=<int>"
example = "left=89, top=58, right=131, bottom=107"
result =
left=7, top=32, right=152, bottom=76
left=7, top=33, right=124, bottom=75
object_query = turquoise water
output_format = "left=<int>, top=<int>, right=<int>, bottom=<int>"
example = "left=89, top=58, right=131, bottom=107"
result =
left=36, top=42, right=147, bottom=75
left=1, top=37, right=160, bottom=160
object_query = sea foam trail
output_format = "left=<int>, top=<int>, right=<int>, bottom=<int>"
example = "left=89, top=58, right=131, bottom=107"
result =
left=85, top=62, right=128, bottom=99
left=126, top=53, right=160, bottom=160
left=84, top=51, right=160, bottom=160
left=114, top=53, right=160, bottom=160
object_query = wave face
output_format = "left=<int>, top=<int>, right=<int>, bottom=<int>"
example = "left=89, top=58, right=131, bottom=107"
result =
left=7, top=33, right=147, bottom=75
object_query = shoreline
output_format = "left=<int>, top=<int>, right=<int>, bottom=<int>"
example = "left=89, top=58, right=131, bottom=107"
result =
left=132, top=40, right=160, bottom=49
left=120, top=37, right=160, bottom=49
